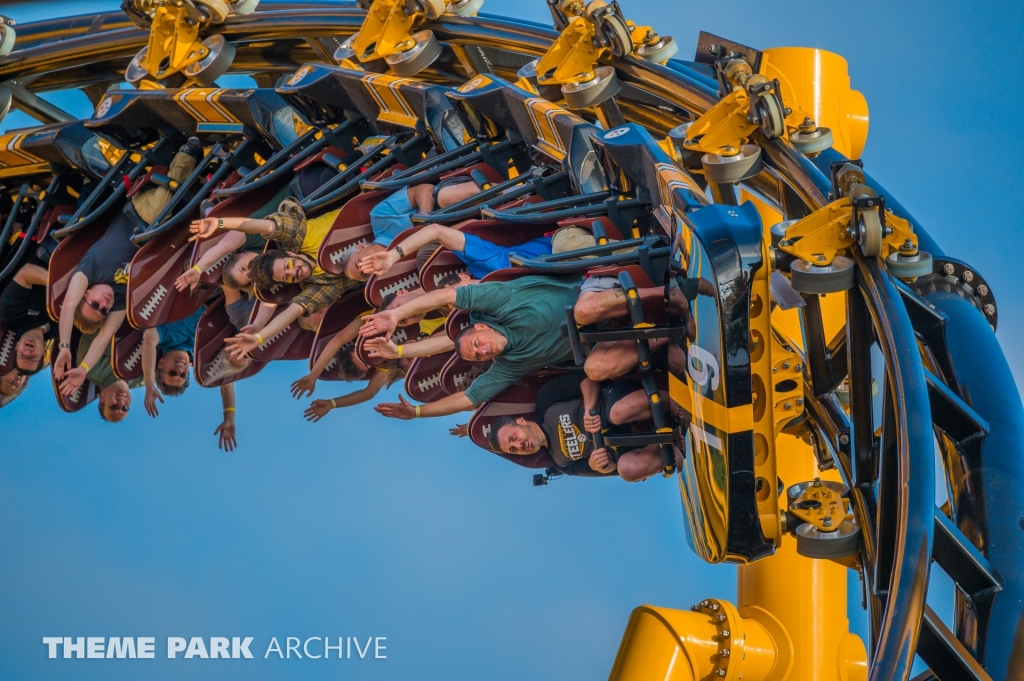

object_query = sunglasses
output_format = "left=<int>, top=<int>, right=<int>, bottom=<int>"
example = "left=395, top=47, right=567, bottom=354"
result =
left=107, top=404, right=129, bottom=413
left=87, top=300, right=111, bottom=316
left=162, top=368, right=188, bottom=379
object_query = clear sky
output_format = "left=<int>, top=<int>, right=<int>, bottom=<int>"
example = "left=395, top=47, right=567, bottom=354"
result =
left=1, top=1, right=1021, bottom=679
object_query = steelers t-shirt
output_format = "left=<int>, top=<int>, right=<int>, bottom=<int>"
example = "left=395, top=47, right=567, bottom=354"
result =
left=540, top=396, right=595, bottom=468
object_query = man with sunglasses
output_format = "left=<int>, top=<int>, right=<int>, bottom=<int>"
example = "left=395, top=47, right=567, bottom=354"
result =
left=0, top=259, right=56, bottom=376
left=55, top=140, right=204, bottom=388
left=141, top=304, right=205, bottom=416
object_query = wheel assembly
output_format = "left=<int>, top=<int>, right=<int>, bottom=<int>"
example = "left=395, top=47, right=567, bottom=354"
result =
left=594, top=12, right=632, bottom=58
left=790, top=256, right=855, bottom=294
left=448, top=0, right=485, bottom=16
left=517, top=59, right=564, bottom=102
left=561, top=65, right=620, bottom=109
left=124, top=46, right=150, bottom=85
left=0, top=21, right=15, bottom=58
left=886, top=248, right=933, bottom=279
left=228, top=0, right=260, bottom=15
left=333, top=34, right=357, bottom=62
left=701, top=143, right=762, bottom=183
left=194, top=0, right=230, bottom=24
left=385, top=30, right=442, bottom=77
left=795, top=520, right=861, bottom=559
left=0, top=83, right=10, bottom=123
left=789, top=116, right=834, bottom=155
left=182, top=34, right=236, bottom=86
left=637, top=35, right=677, bottom=63
left=754, top=89, right=786, bottom=139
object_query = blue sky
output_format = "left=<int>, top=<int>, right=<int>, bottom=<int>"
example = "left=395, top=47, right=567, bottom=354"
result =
left=1, top=1, right=1021, bottom=679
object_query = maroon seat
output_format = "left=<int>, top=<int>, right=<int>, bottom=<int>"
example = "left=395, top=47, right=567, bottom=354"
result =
left=437, top=161, right=504, bottom=186
left=404, top=347, right=453, bottom=403
left=37, top=203, right=77, bottom=244
left=126, top=165, right=169, bottom=198
left=194, top=296, right=266, bottom=387
left=584, top=263, right=656, bottom=289
left=128, top=224, right=211, bottom=329
left=112, top=321, right=145, bottom=381
left=0, top=320, right=18, bottom=375
left=293, top=145, right=350, bottom=172
left=47, top=204, right=117, bottom=321
left=355, top=321, right=416, bottom=367
left=316, top=164, right=407, bottom=276
left=440, top=352, right=489, bottom=395
left=364, top=223, right=429, bottom=307
left=246, top=301, right=315, bottom=362
left=50, top=331, right=99, bottom=413
left=310, top=290, right=371, bottom=381
left=468, top=374, right=556, bottom=469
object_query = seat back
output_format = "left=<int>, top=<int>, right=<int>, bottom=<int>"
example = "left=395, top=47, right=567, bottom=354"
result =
left=310, top=290, right=371, bottom=380
left=316, top=164, right=407, bottom=276
left=468, top=375, right=556, bottom=469
left=364, top=223, right=429, bottom=307
left=0, top=320, right=18, bottom=375
left=440, top=353, right=490, bottom=395
left=246, top=301, right=315, bottom=362
left=404, top=347, right=453, bottom=403
left=194, top=296, right=266, bottom=387
left=46, top=204, right=116, bottom=321
left=112, top=322, right=145, bottom=381
left=50, top=330, right=98, bottom=413
left=128, top=222, right=210, bottom=329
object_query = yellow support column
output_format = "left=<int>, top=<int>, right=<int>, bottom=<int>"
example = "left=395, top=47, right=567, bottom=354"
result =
left=738, top=433, right=867, bottom=681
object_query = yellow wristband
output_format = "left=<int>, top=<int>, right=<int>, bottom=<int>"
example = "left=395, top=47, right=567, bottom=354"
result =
left=223, top=407, right=236, bottom=413
left=255, top=333, right=264, bottom=346
left=330, top=398, right=337, bottom=409
left=396, top=344, right=404, bottom=358
left=80, top=361, right=90, bottom=371
left=191, top=264, right=202, bottom=273
left=414, top=404, right=421, bottom=418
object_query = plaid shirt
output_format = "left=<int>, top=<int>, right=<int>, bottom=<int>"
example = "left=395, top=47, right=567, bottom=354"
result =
left=267, top=199, right=361, bottom=315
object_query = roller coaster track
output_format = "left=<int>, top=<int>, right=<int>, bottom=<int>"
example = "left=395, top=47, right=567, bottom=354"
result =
left=1, top=4, right=1021, bottom=679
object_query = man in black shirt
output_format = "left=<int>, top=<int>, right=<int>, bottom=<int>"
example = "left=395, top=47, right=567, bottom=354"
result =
left=486, top=372, right=665, bottom=481
left=0, top=259, right=55, bottom=374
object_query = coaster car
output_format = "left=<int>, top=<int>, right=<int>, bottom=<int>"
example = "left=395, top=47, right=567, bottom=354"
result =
left=0, top=120, right=109, bottom=282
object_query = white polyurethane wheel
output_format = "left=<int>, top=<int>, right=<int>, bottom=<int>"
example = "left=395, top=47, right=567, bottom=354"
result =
left=194, top=0, right=230, bottom=24
left=228, top=0, right=259, bottom=15
left=0, top=24, right=16, bottom=57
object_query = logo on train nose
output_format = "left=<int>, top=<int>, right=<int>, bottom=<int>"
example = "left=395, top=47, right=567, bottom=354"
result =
left=95, top=96, right=114, bottom=118
left=288, top=65, right=313, bottom=86
left=604, top=127, right=630, bottom=139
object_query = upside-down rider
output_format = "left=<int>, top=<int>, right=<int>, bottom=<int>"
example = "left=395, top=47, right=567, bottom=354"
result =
left=359, top=274, right=578, bottom=420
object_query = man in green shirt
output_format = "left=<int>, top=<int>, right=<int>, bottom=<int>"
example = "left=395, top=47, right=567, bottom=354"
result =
left=359, top=275, right=579, bottom=419
left=66, top=332, right=143, bottom=422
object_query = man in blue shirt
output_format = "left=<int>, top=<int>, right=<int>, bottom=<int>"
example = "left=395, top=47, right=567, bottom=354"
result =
left=357, top=223, right=552, bottom=280
left=141, top=304, right=205, bottom=415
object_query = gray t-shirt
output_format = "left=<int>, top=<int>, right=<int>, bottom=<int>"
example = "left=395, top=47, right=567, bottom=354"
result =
left=454, top=275, right=579, bottom=405
left=72, top=210, right=137, bottom=311
left=541, top=396, right=594, bottom=468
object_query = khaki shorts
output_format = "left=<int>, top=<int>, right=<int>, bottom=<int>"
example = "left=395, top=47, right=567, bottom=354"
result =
left=131, top=149, right=199, bottom=225
left=550, top=226, right=597, bottom=254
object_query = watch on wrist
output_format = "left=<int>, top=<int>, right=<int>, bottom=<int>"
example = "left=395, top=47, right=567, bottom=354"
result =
left=59, top=343, right=70, bottom=349
left=394, top=245, right=405, bottom=259
left=216, top=218, right=225, bottom=231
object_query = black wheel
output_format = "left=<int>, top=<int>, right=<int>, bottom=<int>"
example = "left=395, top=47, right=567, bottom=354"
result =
left=183, top=34, right=236, bottom=86
left=789, top=256, right=854, bottom=293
